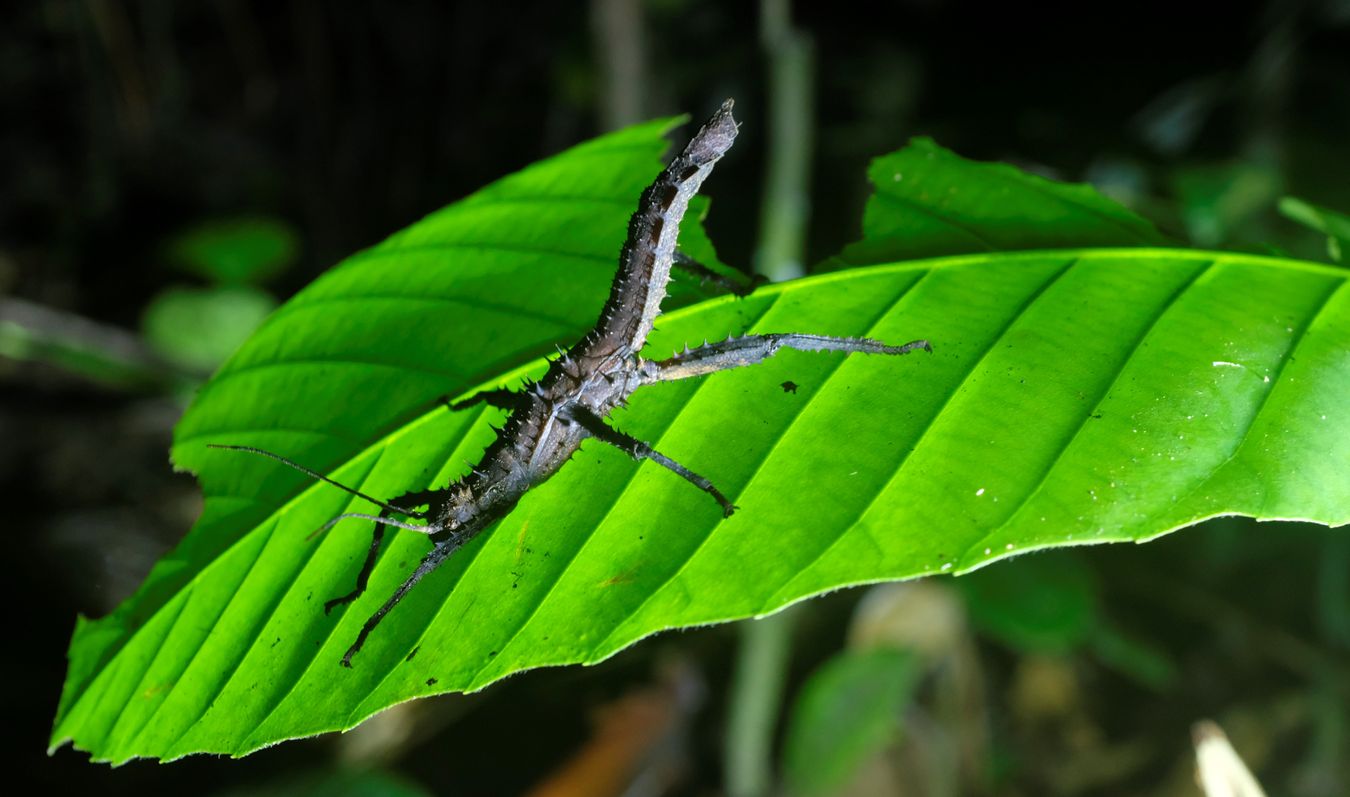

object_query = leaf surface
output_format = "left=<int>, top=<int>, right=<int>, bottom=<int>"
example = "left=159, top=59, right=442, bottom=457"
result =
left=830, top=137, right=1169, bottom=268
left=52, top=128, right=1350, bottom=763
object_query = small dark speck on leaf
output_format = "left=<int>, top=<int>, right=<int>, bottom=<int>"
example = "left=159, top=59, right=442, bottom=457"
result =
left=406, top=646, right=420, bottom=662
left=271, top=637, right=281, bottom=648
left=426, top=677, right=438, bottom=686
left=781, top=381, right=799, bottom=394
left=1091, top=413, right=1103, bottom=419
left=489, top=650, right=498, bottom=657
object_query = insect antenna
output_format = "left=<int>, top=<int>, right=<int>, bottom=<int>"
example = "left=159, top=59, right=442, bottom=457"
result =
left=306, top=512, right=441, bottom=541
left=206, top=444, right=429, bottom=518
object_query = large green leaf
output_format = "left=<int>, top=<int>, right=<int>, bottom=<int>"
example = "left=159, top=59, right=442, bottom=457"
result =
left=52, top=114, right=703, bottom=758
left=53, top=248, right=1350, bottom=762
left=53, top=115, right=699, bottom=726
left=830, top=137, right=1170, bottom=268
left=52, top=124, right=1349, bottom=763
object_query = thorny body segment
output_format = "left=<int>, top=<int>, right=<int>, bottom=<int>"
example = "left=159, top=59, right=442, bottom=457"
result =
left=216, top=99, right=930, bottom=667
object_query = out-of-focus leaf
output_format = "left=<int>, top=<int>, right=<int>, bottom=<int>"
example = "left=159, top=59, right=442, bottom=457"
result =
left=166, top=216, right=300, bottom=285
left=957, top=553, right=1097, bottom=654
left=1133, top=76, right=1225, bottom=156
left=782, top=648, right=919, bottom=796
left=830, top=137, right=1168, bottom=268
left=141, top=285, right=277, bottom=373
left=215, top=768, right=431, bottom=797
left=1279, top=197, right=1350, bottom=263
left=1173, top=163, right=1281, bottom=248
left=1088, top=623, right=1178, bottom=690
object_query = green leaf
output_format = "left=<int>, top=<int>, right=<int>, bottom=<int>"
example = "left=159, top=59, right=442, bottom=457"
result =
left=960, top=551, right=1179, bottom=686
left=141, top=285, right=278, bottom=373
left=52, top=123, right=1350, bottom=763
left=215, top=768, right=431, bottom=797
left=1173, top=163, right=1282, bottom=248
left=1279, top=196, right=1350, bottom=263
left=165, top=216, right=300, bottom=285
left=1088, top=622, right=1178, bottom=691
left=782, top=648, right=919, bottom=796
left=956, top=552, right=1097, bottom=654
left=830, top=137, right=1169, bottom=268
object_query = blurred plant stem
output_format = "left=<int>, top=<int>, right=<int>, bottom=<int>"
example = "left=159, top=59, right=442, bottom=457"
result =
left=1119, top=569, right=1350, bottom=698
left=0, top=297, right=191, bottom=393
left=590, top=0, right=647, bottom=130
left=755, top=0, right=814, bottom=282
left=725, top=9, right=816, bottom=794
left=726, top=606, right=801, bottom=797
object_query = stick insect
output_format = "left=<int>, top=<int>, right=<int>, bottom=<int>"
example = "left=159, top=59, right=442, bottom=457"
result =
left=212, top=99, right=930, bottom=667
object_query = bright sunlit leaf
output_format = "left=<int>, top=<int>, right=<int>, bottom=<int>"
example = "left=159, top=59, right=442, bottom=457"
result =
left=52, top=118, right=1350, bottom=763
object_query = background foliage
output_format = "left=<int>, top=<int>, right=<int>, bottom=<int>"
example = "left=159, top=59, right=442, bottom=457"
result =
left=6, top=1, right=1350, bottom=795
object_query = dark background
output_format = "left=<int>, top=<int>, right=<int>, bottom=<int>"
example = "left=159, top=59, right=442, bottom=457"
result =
left=4, top=1, right=1349, bottom=794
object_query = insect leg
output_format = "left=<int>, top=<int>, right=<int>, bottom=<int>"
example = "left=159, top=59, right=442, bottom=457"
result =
left=641, top=333, right=931, bottom=384
left=340, top=538, right=459, bottom=667
left=673, top=250, right=763, bottom=297
left=567, top=405, right=737, bottom=517
left=324, top=488, right=441, bottom=615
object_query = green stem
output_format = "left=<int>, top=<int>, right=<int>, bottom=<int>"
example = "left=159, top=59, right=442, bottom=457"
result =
left=755, top=0, right=814, bottom=282
left=725, top=606, right=800, bottom=797
left=724, top=5, right=817, bottom=794
left=590, top=0, right=647, bottom=130
left=0, top=298, right=190, bottom=393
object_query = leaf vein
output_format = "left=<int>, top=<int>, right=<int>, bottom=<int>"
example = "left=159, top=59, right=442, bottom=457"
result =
left=870, top=189, right=1000, bottom=250
left=763, top=256, right=1081, bottom=604
left=959, top=257, right=1216, bottom=563
left=460, top=295, right=786, bottom=689
left=592, top=271, right=933, bottom=652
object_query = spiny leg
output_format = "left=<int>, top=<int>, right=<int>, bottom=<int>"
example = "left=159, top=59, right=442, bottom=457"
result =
left=641, top=333, right=931, bottom=384
left=325, top=488, right=441, bottom=615
left=568, top=405, right=737, bottom=517
left=673, top=250, right=763, bottom=297
left=341, top=538, right=459, bottom=667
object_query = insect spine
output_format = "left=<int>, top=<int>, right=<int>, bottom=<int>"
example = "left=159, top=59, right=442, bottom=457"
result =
left=214, top=98, right=929, bottom=667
